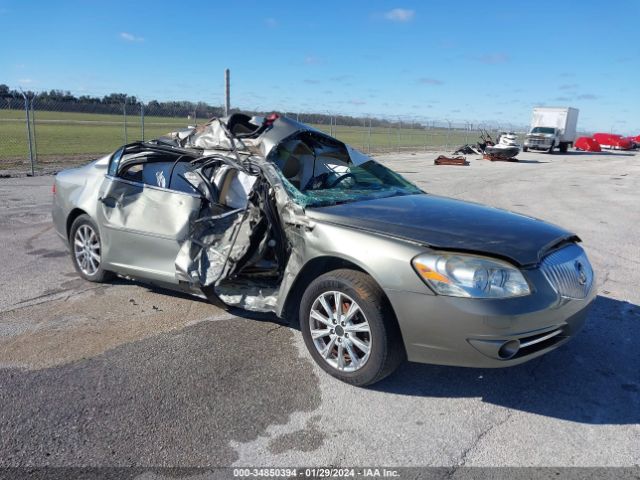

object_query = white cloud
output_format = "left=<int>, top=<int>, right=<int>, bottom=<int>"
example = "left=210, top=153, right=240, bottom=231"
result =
left=303, top=55, right=322, bottom=65
left=119, top=32, right=144, bottom=42
left=18, top=78, right=33, bottom=84
left=577, top=93, right=599, bottom=100
left=383, top=8, right=415, bottom=22
left=418, top=77, right=443, bottom=85
left=477, top=53, right=509, bottom=64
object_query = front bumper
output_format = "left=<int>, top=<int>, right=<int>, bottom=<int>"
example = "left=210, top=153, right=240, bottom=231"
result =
left=385, top=268, right=596, bottom=368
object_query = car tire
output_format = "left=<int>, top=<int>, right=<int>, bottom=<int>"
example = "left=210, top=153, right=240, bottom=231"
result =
left=522, top=146, right=528, bottom=152
left=69, top=214, right=113, bottom=282
left=300, top=269, right=405, bottom=386
left=559, top=143, right=568, bottom=153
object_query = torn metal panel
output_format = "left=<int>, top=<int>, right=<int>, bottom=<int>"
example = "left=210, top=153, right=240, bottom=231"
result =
left=175, top=204, right=258, bottom=286
left=216, top=281, right=279, bottom=312
left=173, top=151, right=297, bottom=313
left=164, top=113, right=422, bottom=314
left=167, top=114, right=426, bottom=313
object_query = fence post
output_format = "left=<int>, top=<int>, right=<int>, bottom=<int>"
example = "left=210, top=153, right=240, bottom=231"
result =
left=123, top=102, right=128, bottom=144
left=367, top=117, right=372, bottom=154
left=424, top=124, right=428, bottom=152
left=21, top=91, right=35, bottom=176
left=140, top=102, right=145, bottom=141
left=30, top=95, right=38, bottom=162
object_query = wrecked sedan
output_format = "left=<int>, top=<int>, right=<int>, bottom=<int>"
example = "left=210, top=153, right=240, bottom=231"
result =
left=52, top=114, right=595, bottom=386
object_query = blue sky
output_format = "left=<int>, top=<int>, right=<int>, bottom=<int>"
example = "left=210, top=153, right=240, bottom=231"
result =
left=1, top=0, right=638, bottom=132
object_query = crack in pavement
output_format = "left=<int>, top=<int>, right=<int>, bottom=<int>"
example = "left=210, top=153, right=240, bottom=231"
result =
left=0, top=285, right=108, bottom=314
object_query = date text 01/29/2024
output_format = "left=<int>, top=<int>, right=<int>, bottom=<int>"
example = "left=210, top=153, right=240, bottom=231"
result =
left=233, top=468, right=400, bottom=477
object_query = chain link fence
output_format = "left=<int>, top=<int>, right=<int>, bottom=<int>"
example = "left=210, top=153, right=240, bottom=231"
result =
left=1, top=93, right=526, bottom=175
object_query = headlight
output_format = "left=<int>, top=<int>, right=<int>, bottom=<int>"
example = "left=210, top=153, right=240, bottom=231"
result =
left=412, top=253, right=530, bottom=298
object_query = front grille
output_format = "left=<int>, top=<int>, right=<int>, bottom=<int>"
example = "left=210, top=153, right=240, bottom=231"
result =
left=540, top=244, right=594, bottom=299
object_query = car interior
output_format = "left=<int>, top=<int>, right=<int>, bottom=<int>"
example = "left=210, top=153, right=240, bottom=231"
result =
left=115, top=148, right=255, bottom=210
left=271, top=133, right=353, bottom=192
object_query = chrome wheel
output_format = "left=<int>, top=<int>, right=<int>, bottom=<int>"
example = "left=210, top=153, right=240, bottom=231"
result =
left=73, top=224, right=101, bottom=276
left=309, top=291, right=371, bottom=372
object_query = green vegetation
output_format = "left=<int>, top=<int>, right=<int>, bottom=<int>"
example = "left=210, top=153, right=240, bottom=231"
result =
left=1, top=109, right=478, bottom=170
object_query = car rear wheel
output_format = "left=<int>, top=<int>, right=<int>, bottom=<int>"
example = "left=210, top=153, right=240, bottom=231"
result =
left=69, top=214, right=113, bottom=282
left=300, top=269, right=405, bottom=386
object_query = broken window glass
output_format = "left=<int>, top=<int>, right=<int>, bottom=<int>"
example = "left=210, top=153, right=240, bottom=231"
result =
left=269, top=132, right=422, bottom=207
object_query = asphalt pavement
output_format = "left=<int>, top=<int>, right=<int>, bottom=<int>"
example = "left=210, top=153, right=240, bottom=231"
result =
left=0, top=149, right=638, bottom=468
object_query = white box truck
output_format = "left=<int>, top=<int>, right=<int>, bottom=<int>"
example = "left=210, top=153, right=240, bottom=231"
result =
left=523, top=107, right=579, bottom=153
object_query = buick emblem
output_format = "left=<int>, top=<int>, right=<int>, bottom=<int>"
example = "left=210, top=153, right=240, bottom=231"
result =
left=575, top=260, right=587, bottom=286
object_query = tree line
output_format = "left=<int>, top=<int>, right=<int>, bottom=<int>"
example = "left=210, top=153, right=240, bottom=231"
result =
left=0, top=84, right=411, bottom=128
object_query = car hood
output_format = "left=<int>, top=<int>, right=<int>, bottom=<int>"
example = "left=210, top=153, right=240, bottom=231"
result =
left=306, top=194, right=577, bottom=267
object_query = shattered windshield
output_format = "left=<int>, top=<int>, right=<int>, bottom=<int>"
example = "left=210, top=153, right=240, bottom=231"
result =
left=269, top=132, right=422, bottom=207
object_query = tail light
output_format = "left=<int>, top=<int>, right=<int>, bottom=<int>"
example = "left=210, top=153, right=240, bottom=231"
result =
left=52, top=183, right=56, bottom=195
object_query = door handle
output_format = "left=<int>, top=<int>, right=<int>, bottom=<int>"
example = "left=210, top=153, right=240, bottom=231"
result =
left=98, top=196, right=119, bottom=208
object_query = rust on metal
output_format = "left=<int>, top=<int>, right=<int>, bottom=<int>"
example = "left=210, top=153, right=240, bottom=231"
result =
left=434, top=155, right=469, bottom=166
left=482, top=153, right=519, bottom=162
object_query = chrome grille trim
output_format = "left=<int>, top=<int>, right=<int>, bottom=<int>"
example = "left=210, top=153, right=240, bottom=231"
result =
left=520, top=328, right=563, bottom=348
left=540, top=244, right=594, bottom=299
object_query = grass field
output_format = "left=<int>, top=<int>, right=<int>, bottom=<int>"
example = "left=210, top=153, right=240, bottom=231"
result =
left=1, top=109, right=482, bottom=171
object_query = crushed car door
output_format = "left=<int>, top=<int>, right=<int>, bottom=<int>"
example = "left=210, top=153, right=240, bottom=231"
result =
left=174, top=157, right=291, bottom=311
left=174, top=160, right=260, bottom=287
left=96, top=162, right=202, bottom=284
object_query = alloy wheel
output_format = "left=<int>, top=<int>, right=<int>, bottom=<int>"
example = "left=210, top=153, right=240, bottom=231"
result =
left=309, top=291, right=371, bottom=372
left=73, top=224, right=101, bottom=276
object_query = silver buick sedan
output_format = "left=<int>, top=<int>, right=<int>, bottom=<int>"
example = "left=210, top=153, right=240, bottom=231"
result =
left=52, top=114, right=595, bottom=386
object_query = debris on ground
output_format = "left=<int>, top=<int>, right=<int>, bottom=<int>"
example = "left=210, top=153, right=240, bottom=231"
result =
left=482, top=152, right=519, bottom=162
left=453, top=130, right=520, bottom=161
left=453, top=145, right=482, bottom=155
left=434, top=155, right=469, bottom=166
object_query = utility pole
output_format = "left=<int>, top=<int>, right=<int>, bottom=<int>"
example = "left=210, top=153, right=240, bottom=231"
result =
left=224, top=68, right=230, bottom=116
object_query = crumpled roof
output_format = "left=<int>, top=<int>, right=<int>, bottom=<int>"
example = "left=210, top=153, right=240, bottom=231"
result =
left=166, top=114, right=326, bottom=159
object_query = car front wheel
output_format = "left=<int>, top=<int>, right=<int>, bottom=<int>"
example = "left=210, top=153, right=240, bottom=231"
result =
left=69, top=214, right=113, bottom=282
left=300, top=269, right=405, bottom=386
